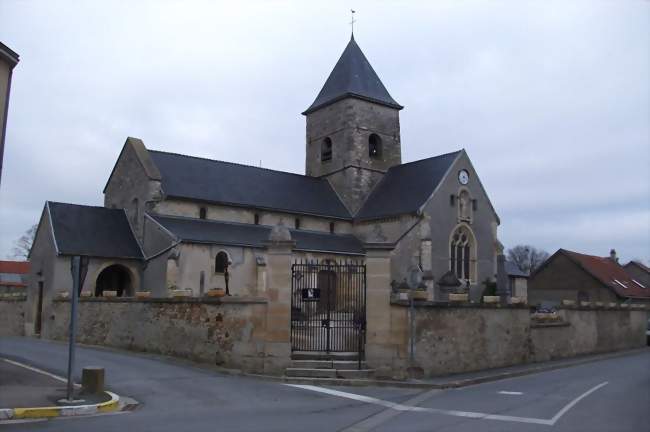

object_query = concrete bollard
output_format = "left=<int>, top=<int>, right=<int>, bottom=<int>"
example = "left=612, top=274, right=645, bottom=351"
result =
left=81, top=366, right=105, bottom=394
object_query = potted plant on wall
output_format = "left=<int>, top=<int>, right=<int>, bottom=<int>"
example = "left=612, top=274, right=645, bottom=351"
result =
left=412, top=283, right=428, bottom=301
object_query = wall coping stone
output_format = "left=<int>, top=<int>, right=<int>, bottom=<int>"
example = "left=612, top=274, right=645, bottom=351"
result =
left=390, top=300, right=528, bottom=309
left=531, top=321, right=571, bottom=329
left=53, top=296, right=268, bottom=305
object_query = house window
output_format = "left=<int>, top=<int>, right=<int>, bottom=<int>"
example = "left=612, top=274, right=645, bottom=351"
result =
left=369, top=133, right=382, bottom=159
left=215, top=251, right=229, bottom=274
left=199, top=207, right=207, bottom=219
left=295, top=218, right=301, bottom=229
left=329, top=222, right=335, bottom=233
left=254, top=213, right=260, bottom=225
left=321, top=137, right=332, bottom=162
left=449, top=225, right=475, bottom=282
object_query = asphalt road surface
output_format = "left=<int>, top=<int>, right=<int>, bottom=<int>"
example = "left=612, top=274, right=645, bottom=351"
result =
left=0, top=336, right=648, bottom=432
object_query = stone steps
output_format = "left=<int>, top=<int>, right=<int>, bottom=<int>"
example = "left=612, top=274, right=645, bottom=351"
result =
left=285, top=368, right=374, bottom=379
left=291, top=351, right=360, bottom=361
left=292, top=360, right=367, bottom=369
left=286, top=351, right=373, bottom=380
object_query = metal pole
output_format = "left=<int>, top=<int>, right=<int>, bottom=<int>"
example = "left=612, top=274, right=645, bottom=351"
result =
left=409, top=287, right=415, bottom=366
left=66, top=255, right=80, bottom=401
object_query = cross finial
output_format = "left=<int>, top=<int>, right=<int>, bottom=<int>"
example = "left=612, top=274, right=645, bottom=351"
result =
left=350, top=9, right=356, bottom=39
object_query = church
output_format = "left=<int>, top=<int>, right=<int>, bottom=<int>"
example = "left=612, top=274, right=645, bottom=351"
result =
left=25, top=35, right=500, bottom=340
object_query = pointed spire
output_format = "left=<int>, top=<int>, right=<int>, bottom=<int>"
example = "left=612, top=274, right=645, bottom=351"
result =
left=302, top=38, right=402, bottom=115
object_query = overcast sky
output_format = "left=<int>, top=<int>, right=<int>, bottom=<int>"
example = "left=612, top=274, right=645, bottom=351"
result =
left=0, top=1, right=648, bottom=264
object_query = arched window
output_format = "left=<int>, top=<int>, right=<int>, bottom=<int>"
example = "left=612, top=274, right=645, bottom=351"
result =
left=215, top=251, right=229, bottom=274
left=450, top=226, right=475, bottom=282
left=369, top=134, right=382, bottom=159
left=199, top=207, right=207, bottom=219
left=321, top=137, right=332, bottom=162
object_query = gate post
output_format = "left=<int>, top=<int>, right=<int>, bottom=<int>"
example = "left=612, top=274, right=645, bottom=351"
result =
left=262, top=224, right=295, bottom=374
left=364, top=244, right=408, bottom=379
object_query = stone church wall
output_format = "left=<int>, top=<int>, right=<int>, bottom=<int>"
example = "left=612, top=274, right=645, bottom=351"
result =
left=154, top=199, right=353, bottom=234
left=47, top=297, right=268, bottom=373
left=381, top=302, right=647, bottom=379
left=422, top=152, right=499, bottom=301
left=0, top=298, right=25, bottom=336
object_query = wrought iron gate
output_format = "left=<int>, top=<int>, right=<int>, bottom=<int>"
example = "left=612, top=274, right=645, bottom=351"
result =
left=291, top=260, right=366, bottom=353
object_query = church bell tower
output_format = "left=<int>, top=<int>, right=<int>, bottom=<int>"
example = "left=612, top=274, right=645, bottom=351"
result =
left=303, top=35, right=403, bottom=215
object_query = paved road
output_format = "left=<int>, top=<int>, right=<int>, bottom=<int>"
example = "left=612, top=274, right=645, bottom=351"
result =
left=0, top=337, right=648, bottom=431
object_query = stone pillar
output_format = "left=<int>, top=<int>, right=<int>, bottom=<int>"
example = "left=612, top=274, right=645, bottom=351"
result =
left=364, top=244, right=408, bottom=379
left=496, top=254, right=509, bottom=304
left=262, top=225, right=295, bottom=374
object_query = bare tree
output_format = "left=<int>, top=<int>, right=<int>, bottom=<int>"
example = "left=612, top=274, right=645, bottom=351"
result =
left=10, top=224, right=37, bottom=260
left=507, top=245, right=550, bottom=275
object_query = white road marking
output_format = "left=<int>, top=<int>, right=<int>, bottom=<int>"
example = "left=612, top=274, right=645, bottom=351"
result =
left=549, top=381, right=609, bottom=425
left=286, top=381, right=609, bottom=427
left=498, top=391, right=524, bottom=395
left=1, top=357, right=81, bottom=387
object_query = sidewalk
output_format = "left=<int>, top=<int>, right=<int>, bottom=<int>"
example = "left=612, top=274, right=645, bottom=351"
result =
left=0, top=358, right=124, bottom=420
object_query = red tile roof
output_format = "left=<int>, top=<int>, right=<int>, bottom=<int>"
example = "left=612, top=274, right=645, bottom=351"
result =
left=0, top=261, right=30, bottom=274
left=561, top=250, right=650, bottom=299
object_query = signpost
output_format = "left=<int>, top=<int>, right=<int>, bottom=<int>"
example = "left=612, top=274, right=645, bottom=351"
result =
left=65, top=255, right=88, bottom=402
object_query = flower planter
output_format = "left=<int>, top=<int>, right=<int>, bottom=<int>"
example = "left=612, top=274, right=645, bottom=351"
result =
left=102, top=290, right=118, bottom=298
left=58, top=291, right=69, bottom=299
left=135, top=291, right=151, bottom=299
left=80, top=291, right=92, bottom=298
left=483, top=295, right=499, bottom=304
left=594, top=301, right=604, bottom=307
left=412, top=290, right=428, bottom=301
left=207, top=288, right=227, bottom=298
left=510, top=296, right=525, bottom=305
left=397, top=290, right=410, bottom=301
left=171, top=289, right=192, bottom=298
left=449, top=293, right=468, bottom=303
left=607, top=302, right=618, bottom=308
left=561, top=299, right=575, bottom=306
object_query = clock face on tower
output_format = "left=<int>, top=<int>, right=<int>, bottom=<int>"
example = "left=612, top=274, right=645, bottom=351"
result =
left=458, top=169, right=469, bottom=185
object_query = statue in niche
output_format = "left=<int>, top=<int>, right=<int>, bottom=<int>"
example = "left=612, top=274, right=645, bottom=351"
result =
left=458, top=190, right=471, bottom=220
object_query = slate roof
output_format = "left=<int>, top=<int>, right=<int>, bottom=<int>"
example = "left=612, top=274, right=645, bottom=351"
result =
left=505, top=261, right=528, bottom=278
left=559, top=249, right=650, bottom=299
left=303, top=37, right=402, bottom=115
left=46, top=202, right=143, bottom=259
left=150, top=214, right=365, bottom=256
left=355, top=151, right=461, bottom=220
left=149, top=151, right=351, bottom=219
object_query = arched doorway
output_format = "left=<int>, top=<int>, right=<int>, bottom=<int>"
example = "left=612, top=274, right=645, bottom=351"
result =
left=95, top=265, right=133, bottom=297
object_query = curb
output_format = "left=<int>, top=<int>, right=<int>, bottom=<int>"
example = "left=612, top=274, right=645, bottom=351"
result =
left=0, top=391, right=120, bottom=420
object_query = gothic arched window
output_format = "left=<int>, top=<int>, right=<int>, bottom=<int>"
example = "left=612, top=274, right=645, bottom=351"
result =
left=369, top=133, right=382, bottom=159
left=321, top=137, right=332, bottom=162
left=450, top=225, right=475, bottom=282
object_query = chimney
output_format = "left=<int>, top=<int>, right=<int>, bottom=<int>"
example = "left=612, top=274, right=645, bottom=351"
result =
left=609, top=249, right=618, bottom=263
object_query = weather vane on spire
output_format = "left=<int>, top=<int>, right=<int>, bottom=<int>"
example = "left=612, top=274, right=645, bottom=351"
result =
left=350, top=9, right=356, bottom=37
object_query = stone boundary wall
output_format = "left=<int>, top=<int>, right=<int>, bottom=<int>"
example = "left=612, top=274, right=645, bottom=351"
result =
left=391, top=302, right=647, bottom=378
left=48, top=297, right=268, bottom=373
left=0, top=298, right=26, bottom=337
